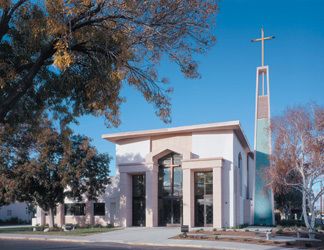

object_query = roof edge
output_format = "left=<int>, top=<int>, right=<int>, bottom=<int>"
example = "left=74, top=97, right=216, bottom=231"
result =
left=102, top=120, right=240, bottom=141
left=102, top=120, right=251, bottom=152
left=102, top=121, right=252, bottom=151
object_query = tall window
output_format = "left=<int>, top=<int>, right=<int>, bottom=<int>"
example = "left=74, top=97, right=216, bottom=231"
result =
left=158, top=153, right=182, bottom=197
left=64, top=203, right=85, bottom=216
left=238, top=153, right=243, bottom=197
left=158, top=153, right=183, bottom=225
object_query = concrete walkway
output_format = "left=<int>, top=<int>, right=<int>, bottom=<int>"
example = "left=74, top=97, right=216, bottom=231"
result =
left=0, top=224, right=32, bottom=229
left=0, top=227, right=295, bottom=250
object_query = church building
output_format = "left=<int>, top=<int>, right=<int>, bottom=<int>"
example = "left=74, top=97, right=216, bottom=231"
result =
left=102, top=121, right=254, bottom=228
left=35, top=29, right=274, bottom=228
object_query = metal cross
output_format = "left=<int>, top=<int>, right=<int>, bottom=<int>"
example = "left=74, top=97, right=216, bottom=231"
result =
left=251, top=28, right=275, bottom=66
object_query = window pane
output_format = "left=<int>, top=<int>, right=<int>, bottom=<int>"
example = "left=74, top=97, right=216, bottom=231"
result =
left=158, top=155, right=172, bottom=166
left=162, top=167, right=171, bottom=196
left=205, top=172, right=213, bottom=184
left=64, top=203, right=85, bottom=216
left=173, top=154, right=182, bottom=165
left=75, top=204, right=85, bottom=216
left=133, top=175, right=145, bottom=197
left=195, top=172, right=204, bottom=184
left=205, top=183, right=213, bottom=195
left=94, top=203, right=105, bottom=216
left=64, top=204, right=71, bottom=215
left=173, top=167, right=182, bottom=196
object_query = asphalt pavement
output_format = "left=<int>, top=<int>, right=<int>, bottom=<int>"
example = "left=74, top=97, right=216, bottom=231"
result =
left=0, top=239, right=216, bottom=250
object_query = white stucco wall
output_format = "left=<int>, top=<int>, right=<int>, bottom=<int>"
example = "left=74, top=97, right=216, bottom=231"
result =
left=0, top=202, right=32, bottom=222
left=192, top=131, right=233, bottom=160
left=116, top=138, right=150, bottom=164
left=192, top=131, right=233, bottom=227
left=233, top=132, right=249, bottom=225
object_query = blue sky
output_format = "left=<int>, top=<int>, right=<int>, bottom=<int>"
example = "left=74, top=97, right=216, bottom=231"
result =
left=72, top=0, right=324, bottom=175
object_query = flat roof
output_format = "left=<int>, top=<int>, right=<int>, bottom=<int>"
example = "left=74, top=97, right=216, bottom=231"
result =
left=102, top=120, right=251, bottom=152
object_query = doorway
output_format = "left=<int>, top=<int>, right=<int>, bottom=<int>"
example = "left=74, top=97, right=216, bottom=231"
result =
left=194, top=171, right=213, bottom=227
left=158, top=153, right=183, bottom=226
left=132, top=174, right=146, bottom=226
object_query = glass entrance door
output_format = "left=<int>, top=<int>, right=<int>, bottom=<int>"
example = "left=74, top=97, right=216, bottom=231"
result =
left=158, top=153, right=183, bottom=226
left=132, top=174, right=146, bottom=226
left=194, top=172, right=213, bottom=227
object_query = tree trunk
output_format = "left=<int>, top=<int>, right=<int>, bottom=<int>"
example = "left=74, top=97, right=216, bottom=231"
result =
left=302, top=189, right=311, bottom=230
left=309, top=203, right=316, bottom=232
left=48, top=207, right=55, bottom=229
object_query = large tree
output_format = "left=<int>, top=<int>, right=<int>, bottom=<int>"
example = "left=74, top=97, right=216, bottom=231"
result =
left=267, top=104, right=324, bottom=233
left=0, top=120, right=110, bottom=228
left=0, top=0, right=218, bottom=127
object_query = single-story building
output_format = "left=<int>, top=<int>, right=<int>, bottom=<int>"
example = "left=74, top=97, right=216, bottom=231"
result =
left=0, top=202, right=33, bottom=224
left=36, top=120, right=255, bottom=228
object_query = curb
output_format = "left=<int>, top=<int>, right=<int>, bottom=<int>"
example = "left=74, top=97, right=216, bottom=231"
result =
left=0, top=235, right=90, bottom=243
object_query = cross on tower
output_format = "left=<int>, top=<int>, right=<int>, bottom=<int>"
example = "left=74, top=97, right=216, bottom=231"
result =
left=251, top=28, right=275, bottom=66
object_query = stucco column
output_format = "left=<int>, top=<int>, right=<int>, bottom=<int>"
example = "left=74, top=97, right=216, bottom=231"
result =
left=86, top=200, right=94, bottom=225
left=120, top=172, right=132, bottom=227
left=56, top=204, right=65, bottom=227
left=38, top=207, right=45, bottom=226
left=182, top=168, right=194, bottom=227
left=230, top=164, right=237, bottom=227
left=213, top=166, right=223, bottom=228
left=145, top=167, right=158, bottom=227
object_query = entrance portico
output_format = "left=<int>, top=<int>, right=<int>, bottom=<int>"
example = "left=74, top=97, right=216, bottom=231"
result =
left=118, top=154, right=224, bottom=228
left=182, top=158, right=223, bottom=228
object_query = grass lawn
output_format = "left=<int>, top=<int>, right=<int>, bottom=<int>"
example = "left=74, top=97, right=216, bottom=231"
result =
left=0, top=226, right=121, bottom=236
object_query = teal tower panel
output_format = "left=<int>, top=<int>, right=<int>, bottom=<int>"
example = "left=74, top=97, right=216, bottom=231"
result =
left=253, top=66, right=274, bottom=226
left=254, top=118, right=273, bottom=225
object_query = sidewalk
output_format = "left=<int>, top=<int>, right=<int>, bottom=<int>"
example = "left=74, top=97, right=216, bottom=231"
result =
left=0, top=224, right=32, bottom=229
left=0, top=227, right=295, bottom=250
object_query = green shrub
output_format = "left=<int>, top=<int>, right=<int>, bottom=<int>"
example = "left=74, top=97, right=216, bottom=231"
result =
left=35, top=226, right=45, bottom=231
left=49, top=226, right=62, bottom=232
left=106, top=224, right=114, bottom=228
left=0, top=217, right=30, bottom=225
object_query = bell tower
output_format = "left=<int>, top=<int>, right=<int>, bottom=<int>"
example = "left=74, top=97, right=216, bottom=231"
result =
left=252, top=28, right=275, bottom=225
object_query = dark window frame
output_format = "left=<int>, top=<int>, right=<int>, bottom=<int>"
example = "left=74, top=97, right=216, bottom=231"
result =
left=64, top=203, right=85, bottom=216
left=158, top=153, right=183, bottom=226
left=93, top=203, right=105, bottom=216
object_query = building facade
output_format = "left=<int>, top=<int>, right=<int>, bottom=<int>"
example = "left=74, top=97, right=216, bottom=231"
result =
left=0, top=202, right=33, bottom=223
left=36, top=121, right=255, bottom=228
